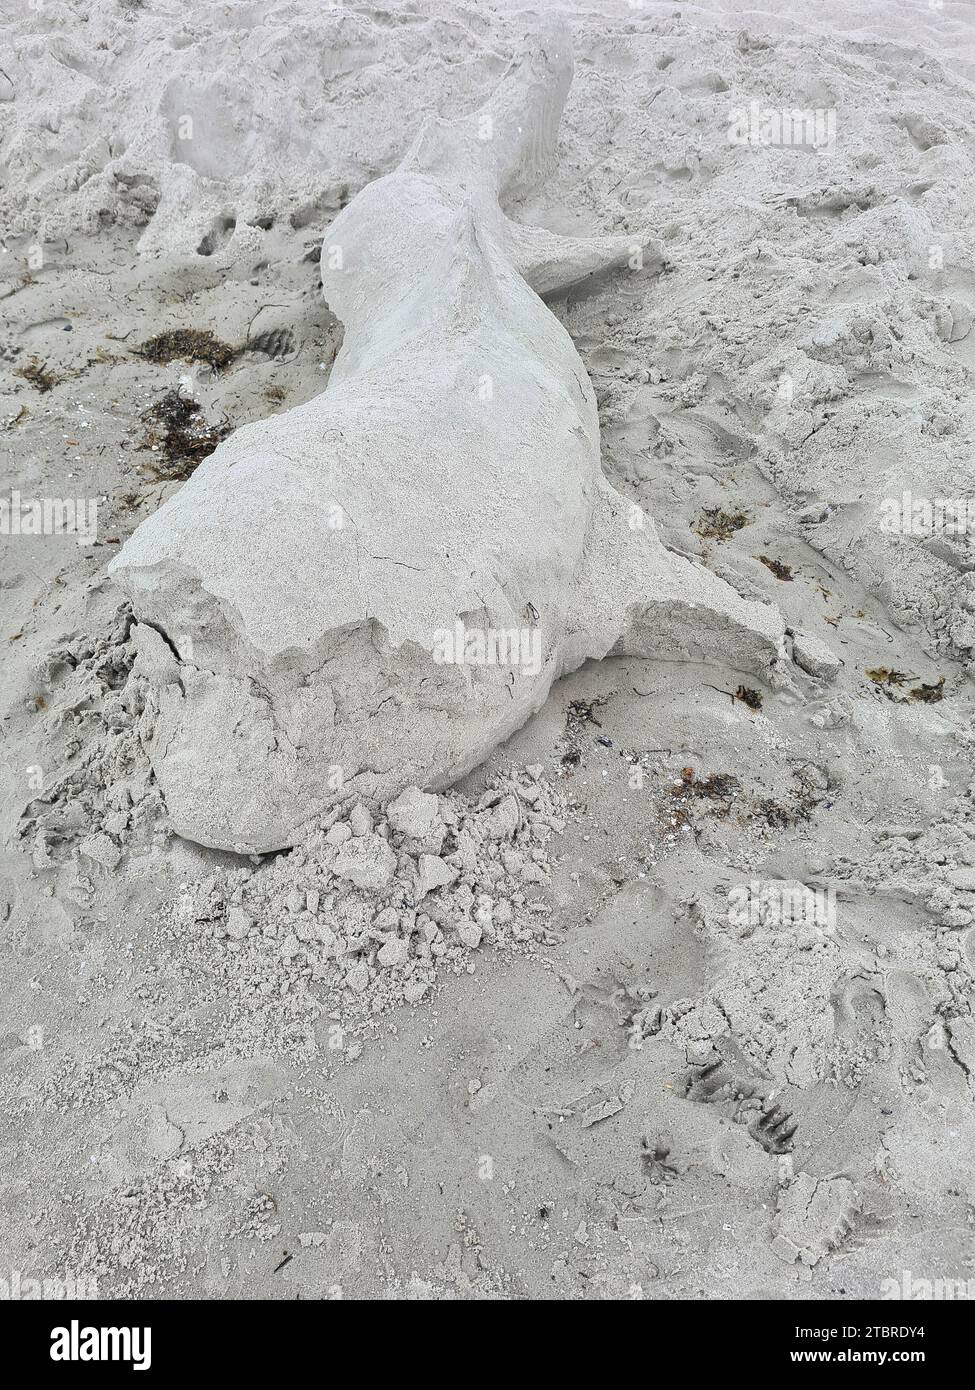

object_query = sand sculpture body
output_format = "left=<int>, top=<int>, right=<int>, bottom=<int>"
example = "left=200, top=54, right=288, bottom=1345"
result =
left=110, top=20, right=784, bottom=853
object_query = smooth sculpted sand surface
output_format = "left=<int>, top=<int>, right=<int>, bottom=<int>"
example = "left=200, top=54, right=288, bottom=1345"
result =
left=109, top=18, right=783, bottom=854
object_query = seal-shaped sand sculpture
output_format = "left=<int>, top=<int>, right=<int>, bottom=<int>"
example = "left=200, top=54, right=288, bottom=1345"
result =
left=111, top=19, right=784, bottom=853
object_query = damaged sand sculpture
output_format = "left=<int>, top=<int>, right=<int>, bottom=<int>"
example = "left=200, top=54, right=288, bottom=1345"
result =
left=110, top=19, right=784, bottom=853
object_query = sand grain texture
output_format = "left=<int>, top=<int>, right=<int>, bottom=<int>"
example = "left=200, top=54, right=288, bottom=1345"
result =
left=2, top=0, right=975, bottom=1302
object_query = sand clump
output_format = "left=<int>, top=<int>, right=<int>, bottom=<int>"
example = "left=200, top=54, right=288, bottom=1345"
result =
left=40, top=763, right=569, bottom=1116
left=183, top=764, right=567, bottom=1023
left=772, top=1172, right=861, bottom=1268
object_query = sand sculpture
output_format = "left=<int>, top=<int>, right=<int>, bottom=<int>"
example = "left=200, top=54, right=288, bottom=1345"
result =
left=110, top=19, right=784, bottom=852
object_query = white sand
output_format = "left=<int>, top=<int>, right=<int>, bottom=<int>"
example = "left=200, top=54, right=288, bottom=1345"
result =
left=2, top=0, right=975, bottom=1300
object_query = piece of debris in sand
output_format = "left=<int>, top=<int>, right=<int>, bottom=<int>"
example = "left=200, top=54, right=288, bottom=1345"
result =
left=139, top=389, right=231, bottom=480
left=909, top=676, right=945, bottom=703
left=866, top=668, right=945, bottom=704
left=758, top=555, right=794, bottom=581
left=672, top=767, right=741, bottom=808
left=15, top=357, right=58, bottom=392
left=136, top=329, right=237, bottom=371
left=735, top=684, right=763, bottom=710
left=561, top=697, right=607, bottom=769
left=865, top=667, right=911, bottom=688
left=693, top=507, right=749, bottom=541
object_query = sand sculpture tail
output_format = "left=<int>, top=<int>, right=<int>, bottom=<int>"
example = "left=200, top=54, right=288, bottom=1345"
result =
left=400, top=17, right=572, bottom=200
left=398, top=19, right=655, bottom=296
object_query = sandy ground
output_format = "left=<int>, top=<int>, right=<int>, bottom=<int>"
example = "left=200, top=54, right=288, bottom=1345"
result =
left=3, top=0, right=975, bottom=1299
